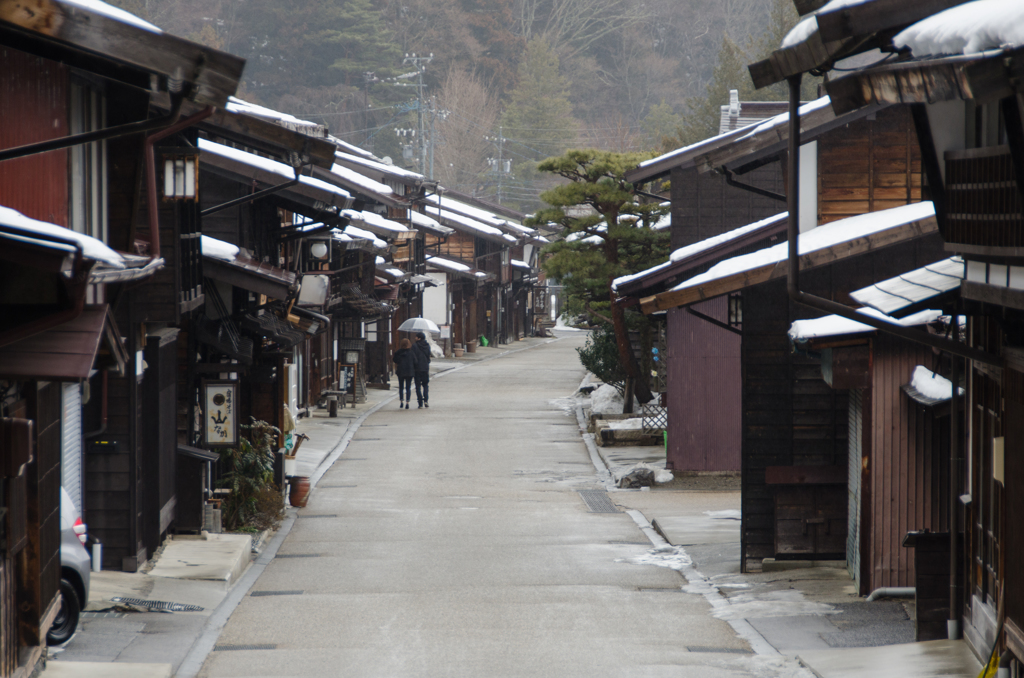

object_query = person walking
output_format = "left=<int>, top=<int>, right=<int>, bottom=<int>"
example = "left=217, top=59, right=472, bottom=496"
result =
left=392, top=338, right=421, bottom=409
left=413, top=331, right=432, bottom=408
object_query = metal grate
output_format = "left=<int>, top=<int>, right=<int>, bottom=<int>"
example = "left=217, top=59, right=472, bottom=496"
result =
left=215, top=644, right=277, bottom=651
left=578, top=490, right=620, bottom=513
left=250, top=590, right=303, bottom=597
left=686, top=647, right=752, bottom=654
left=111, top=597, right=204, bottom=612
left=641, top=402, right=668, bottom=434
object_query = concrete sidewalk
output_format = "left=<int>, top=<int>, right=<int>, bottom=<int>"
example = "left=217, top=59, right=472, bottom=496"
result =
left=587, top=415, right=982, bottom=678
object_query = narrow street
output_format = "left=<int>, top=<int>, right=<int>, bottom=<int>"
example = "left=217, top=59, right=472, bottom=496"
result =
left=195, top=334, right=777, bottom=678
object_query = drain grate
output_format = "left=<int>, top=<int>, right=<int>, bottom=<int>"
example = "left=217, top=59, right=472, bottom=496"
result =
left=578, top=490, right=620, bottom=513
left=250, top=590, right=303, bottom=597
left=111, top=597, right=204, bottom=612
left=301, top=514, right=337, bottom=518
left=215, top=644, right=277, bottom=651
left=276, top=553, right=320, bottom=558
left=686, top=647, right=752, bottom=654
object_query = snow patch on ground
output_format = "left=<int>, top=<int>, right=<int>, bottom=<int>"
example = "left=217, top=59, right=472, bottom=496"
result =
left=705, top=509, right=742, bottom=519
left=554, top=315, right=585, bottom=331
left=736, top=655, right=818, bottom=678
left=619, top=545, right=692, bottom=573
left=707, top=589, right=837, bottom=621
left=590, top=384, right=623, bottom=415
left=612, top=462, right=674, bottom=485
left=605, top=418, right=644, bottom=430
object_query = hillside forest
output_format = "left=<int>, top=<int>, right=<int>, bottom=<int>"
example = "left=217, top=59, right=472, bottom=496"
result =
left=111, top=0, right=813, bottom=211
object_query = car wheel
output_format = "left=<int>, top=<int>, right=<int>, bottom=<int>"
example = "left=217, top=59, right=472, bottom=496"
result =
left=47, top=578, right=81, bottom=646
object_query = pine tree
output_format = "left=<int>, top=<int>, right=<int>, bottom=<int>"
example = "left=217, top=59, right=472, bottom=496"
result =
left=672, top=33, right=753, bottom=148
left=527, top=150, right=671, bottom=406
left=501, top=39, right=579, bottom=162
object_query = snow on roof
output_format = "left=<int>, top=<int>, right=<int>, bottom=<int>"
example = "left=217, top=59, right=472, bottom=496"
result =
left=638, top=97, right=831, bottom=171
left=329, top=163, right=394, bottom=196
left=894, top=0, right=1024, bottom=56
left=341, top=209, right=409, bottom=233
left=200, top=235, right=240, bottom=262
left=426, top=255, right=470, bottom=272
left=409, top=210, right=454, bottom=235
left=671, top=202, right=935, bottom=293
left=652, top=211, right=671, bottom=231
left=62, top=0, right=162, bottom=32
left=226, top=97, right=320, bottom=129
left=781, top=0, right=870, bottom=48
left=329, top=135, right=376, bottom=159
left=198, top=139, right=352, bottom=200
left=375, top=256, right=386, bottom=265
left=850, top=257, right=963, bottom=316
left=906, top=365, right=963, bottom=403
left=424, top=204, right=510, bottom=241
left=511, top=259, right=531, bottom=269
left=339, top=150, right=424, bottom=180
left=614, top=213, right=788, bottom=292
left=0, top=205, right=124, bottom=268
left=340, top=224, right=387, bottom=249
left=738, top=97, right=832, bottom=141
left=788, top=308, right=942, bottom=341
left=425, top=194, right=531, bottom=234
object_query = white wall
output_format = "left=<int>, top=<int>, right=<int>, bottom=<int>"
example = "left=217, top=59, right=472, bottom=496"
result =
left=926, top=100, right=966, bottom=183
left=421, top=272, right=449, bottom=326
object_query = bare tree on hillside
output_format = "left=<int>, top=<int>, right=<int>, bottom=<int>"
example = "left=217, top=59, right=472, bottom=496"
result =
left=433, top=69, right=500, bottom=193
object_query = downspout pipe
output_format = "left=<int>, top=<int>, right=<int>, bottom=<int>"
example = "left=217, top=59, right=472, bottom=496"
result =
left=866, top=587, right=915, bottom=602
left=782, top=76, right=999, bottom=367
left=949, top=309, right=962, bottom=640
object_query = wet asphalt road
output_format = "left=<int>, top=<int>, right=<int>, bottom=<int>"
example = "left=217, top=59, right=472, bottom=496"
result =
left=197, top=333, right=767, bottom=678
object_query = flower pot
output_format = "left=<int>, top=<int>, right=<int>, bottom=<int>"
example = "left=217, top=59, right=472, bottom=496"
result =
left=453, top=347, right=464, bottom=357
left=466, top=340, right=477, bottom=353
left=289, top=476, right=310, bottom=507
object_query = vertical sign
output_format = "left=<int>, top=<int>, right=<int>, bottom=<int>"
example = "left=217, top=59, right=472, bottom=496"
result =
left=202, top=380, right=238, bottom=447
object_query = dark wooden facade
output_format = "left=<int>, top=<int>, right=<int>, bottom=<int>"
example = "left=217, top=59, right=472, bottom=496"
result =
left=740, top=237, right=946, bottom=571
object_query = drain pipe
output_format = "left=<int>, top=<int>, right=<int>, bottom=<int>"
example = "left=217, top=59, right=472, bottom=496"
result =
left=782, top=75, right=998, bottom=366
left=949, top=314, right=962, bottom=640
left=866, top=587, right=915, bottom=602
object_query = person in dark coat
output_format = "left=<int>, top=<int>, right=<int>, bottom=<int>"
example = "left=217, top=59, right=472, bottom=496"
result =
left=413, top=331, right=432, bottom=408
left=392, top=338, right=421, bottom=409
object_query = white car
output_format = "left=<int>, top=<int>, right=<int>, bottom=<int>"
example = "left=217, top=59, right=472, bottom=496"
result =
left=48, top=488, right=91, bottom=645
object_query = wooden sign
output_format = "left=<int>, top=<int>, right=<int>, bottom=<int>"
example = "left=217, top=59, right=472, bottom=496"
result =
left=202, top=380, right=238, bottom=447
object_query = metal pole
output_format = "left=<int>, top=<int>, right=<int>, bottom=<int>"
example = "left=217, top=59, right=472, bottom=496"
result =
left=949, top=309, right=962, bottom=639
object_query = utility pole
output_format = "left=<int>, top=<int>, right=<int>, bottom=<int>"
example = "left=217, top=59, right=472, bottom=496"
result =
left=427, top=96, right=449, bottom=181
left=402, top=53, right=432, bottom=172
left=485, top=127, right=509, bottom=204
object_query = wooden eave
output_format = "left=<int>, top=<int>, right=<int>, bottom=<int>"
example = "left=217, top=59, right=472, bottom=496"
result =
left=0, top=1, right=243, bottom=106
left=202, top=255, right=298, bottom=301
left=199, top=155, right=352, bottom=216
left=749, top=31, right=866, bottom=90
left=640, top=213, right=938, bottom=314
left=190, top=107, right=336, bottom=170
left=615, top=216, right=789, bottom=298
left=0, top=304, right=125, bottom=380
left=825, top=47, right=1024, bottom=115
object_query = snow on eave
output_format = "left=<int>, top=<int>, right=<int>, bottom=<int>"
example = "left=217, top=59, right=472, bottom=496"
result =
left=780, top=0, right=871, bottom=49
left=341, top=224, right=388, bottom=249
left=200, top=235, right=240, bottom=262
left=198, top=139, right=351, bottom=200
left=737, top=97, right=832, bottom=141
left=788, top=308, right=942, bottom=342
left=341, top=209, right=409, bottom=233
left=672, top=202, right=935, bottom=293
left=336, top=149, right=424, bottom=182
left=907, top=365, right=963, bottom=403
left=894, top=0, right=1024, bottom=57
left=0, top=205, right=125, bottom=268
left=426, top=255, right=470, bottom=272
left=425, top=194, right=530, bottom=234
left=329, top=163, right=394, bottom=196
left=329, top=135, right=376, bottom=159
left=226, top=97, right=320, bottom=130
left=612, top=260, right=672, bottom=292
left=423, top=204, right=506, bottom=240
left=409, top=210, right=454, bottom=236
left=61, top=0, right=162, bottom=32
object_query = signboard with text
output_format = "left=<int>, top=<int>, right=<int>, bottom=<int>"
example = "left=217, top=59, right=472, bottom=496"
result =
left=202, top=380, right=238, bottom=447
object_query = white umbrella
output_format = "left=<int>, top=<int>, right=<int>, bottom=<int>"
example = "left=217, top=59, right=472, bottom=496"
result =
left=397, top=317, right=441, bottom=334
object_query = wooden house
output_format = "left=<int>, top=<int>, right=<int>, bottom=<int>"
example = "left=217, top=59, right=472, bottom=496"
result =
left=749, top=0, right=1024, bottom=663
left=0, top=0, right=242, bottom=672
left=624, top=99, right=923, bottom=473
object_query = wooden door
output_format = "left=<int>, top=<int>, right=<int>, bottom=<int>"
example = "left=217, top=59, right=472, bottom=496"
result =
left=775, top=486, right=847, bottom=559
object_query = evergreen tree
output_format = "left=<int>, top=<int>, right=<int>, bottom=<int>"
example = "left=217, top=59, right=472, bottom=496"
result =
left=527, top=150, right=670, bottom=406
left=672, top=33, right=753, bottom=148
left=641, top=101, right=684, bottom=152
left=501, top=39, right=579, bottom=162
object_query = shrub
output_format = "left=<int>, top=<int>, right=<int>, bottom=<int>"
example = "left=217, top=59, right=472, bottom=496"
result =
left=219, top=418, right=283, bottom=531
left=576, top=325, right=625, bottom=395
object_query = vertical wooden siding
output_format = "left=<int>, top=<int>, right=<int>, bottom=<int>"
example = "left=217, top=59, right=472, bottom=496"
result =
left=868, top=333, right=950, bottom=590
left=818, top=107, right=922, bottom=225
left=666, top=300, right=741, bottom=472
left=0, top=48, right=69, bottom=225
